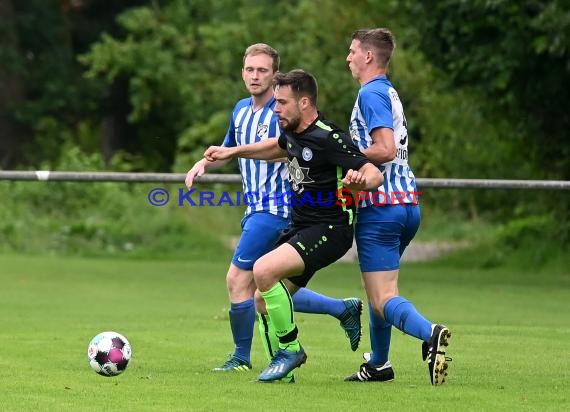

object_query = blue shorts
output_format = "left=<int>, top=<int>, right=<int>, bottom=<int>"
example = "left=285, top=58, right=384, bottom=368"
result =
left=232, top=212, right=291, bottom=270
left=355, top=204, right=421, bottom=272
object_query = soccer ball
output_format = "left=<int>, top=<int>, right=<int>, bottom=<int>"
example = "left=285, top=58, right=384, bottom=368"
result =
left=87, top=331, right=132, bottom=377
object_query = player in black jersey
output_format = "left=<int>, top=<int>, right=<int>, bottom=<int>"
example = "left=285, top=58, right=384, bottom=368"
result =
left=205, top=69, right=383, bottom=382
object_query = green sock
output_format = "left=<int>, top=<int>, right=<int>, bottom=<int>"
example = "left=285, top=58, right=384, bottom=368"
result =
left=258, top=313, right=278, bottom=361
left=258, top=312, right=295, bottom=381
left=260, top=282, right=300, bottom=352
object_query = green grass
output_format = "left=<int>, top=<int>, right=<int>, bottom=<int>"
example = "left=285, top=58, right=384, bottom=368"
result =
left=0, top=253, right=569, bottom=411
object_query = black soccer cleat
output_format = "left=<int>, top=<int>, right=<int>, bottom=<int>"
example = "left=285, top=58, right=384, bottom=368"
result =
left=422, top=324, right=452, bottom=386
left=344, top=360, right=395, bottom=382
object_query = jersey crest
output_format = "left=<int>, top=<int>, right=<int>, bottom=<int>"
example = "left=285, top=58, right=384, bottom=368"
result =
left=256, top=123, right=269, bottom=138
left=302, top=147, right=313, bottom=161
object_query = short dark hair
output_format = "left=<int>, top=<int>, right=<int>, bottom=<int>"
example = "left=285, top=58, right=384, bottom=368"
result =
left=273, top=69, right=318, bottom=106
left=351, top=28, right=395, bottom=68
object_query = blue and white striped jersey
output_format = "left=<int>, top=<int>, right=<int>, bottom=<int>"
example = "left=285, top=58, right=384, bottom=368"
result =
left=349, top=75, right=418, bottom=207
left=223, top=96, right=290, bottom=218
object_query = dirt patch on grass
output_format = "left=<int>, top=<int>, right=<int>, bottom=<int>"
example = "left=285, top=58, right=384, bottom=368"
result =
left=339, top=240, right=470, bottom=262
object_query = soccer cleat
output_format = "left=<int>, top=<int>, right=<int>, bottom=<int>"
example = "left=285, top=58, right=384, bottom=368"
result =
left=212, top=355, right=252, bottom=372
left=422, top=324, right=452, bottom=385
left=339, top=298, right=363, bottom=351
left=344, top=360, right=395, bottom=382
left=258, top=347, right=307, bottom=382
left=256, top=374, right=296, bottom=384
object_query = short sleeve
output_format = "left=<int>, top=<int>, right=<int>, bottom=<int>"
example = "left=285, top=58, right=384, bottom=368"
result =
left=221, top=113, right=236, bottom=147
left=278, top=133, right=287, bottom=150
left=325, top=129, right=369, bottom=171
left=359, top=88, right=393, bottom=132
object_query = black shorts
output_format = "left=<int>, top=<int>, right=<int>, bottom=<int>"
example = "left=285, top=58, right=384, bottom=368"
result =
left=276, top=223, right=354, bottom=287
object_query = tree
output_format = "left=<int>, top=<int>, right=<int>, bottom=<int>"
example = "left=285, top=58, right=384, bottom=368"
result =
left=401, top=0, right=570, bottom=179
left=0, top=0, right=28, bottom=168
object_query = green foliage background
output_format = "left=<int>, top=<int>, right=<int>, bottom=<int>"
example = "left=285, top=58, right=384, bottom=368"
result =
left=1, top=0, right=569, bottom=257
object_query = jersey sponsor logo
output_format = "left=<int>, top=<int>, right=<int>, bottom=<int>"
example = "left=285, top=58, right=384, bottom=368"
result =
left=256, top=123, right=268, bottom=138
left=288, top=157, right=314, bottom=192
left=396, top=147, right=408, bottom=160
left=302, top=147, right=313, bottom=161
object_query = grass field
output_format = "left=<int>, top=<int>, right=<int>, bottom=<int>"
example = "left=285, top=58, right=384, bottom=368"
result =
left=0, top=252, right=568, bottom=411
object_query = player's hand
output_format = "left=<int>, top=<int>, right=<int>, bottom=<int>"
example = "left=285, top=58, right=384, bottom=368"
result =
left=204, top=146, right=234, bottom=162
left=342, top=169, right=367, bottom=190
left=185, top=159, right=206, bottom=189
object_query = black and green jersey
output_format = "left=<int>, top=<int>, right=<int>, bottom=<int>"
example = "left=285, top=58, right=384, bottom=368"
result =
left=277, top=114, right=369, bottom=226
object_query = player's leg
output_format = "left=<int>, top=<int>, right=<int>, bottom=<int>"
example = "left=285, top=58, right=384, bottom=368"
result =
left=211, top=263, right=256, bottom=371
left=255, top=244, right=307, bottom=381
left=344, top=266, right=397, bottom=382
left=377, top=205, right=431, bottom=343
left=372, top=269, right=450, bottom=386
left=293, top=288, right=363, bottom=352
left=350, top=204, right=451, bottom=385
left=256, top=284, right=296, bottom=383
left=255, top=244, right=305, bottom=350
left=254, top=220, right=362, bottom=352
left=256, top=286, right=291, bottom=361
left=214, top=212, right=289, bottom=372
left=360, top=204, right=422, bottom=369
left=399, top=204, right=451, bottom=385
left=256, top=224, right=354, bottom=381
left=345, top=205, right=398, bottom=381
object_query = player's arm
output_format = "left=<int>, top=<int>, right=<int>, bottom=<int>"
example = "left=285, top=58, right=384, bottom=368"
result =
left=361, top=127, right=396, bottom=165
left=185, top=158, right=230, bottom=189
left=326, top=128, right=383, bottom=190
left=268, top=157, right=288, bottom=163
left=342, top=162, right=384, bottom=191
left=204, top=138, right=286, bottom=162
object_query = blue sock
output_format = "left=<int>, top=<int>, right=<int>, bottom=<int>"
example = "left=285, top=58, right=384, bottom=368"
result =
left=292, top=288, right=345, bottom=318
left=229, top=298, right=255, bottom=362
left=368, top=302, right=392, bottom=366
left=383, top=296, right=432, bottom=342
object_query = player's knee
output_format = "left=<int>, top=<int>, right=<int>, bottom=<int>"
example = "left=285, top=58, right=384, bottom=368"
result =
left=369, top=290, right=398, bottom=317
left=226, top=268, right=253, bottom=296
left=226, top=270, right=239, bottom=287
left=252, top=260, right=275, bottom=291
left=368, top=298, right=385, bottom=318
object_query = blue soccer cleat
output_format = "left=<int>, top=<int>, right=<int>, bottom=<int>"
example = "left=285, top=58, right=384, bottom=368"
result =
left=339, top=298, right=363, bottom=351
left=258, top=347, right=307, bottom=382
left=262, top=372, right=295, bottom=384
left=212, top=355, right=252, bottom=372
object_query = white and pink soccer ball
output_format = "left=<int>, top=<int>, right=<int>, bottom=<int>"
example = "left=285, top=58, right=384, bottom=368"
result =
left=87, top=331, right=132, bottom=376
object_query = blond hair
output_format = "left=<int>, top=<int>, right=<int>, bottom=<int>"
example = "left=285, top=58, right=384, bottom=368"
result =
left=243, top=43, right=280, bottom=72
